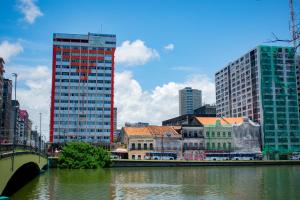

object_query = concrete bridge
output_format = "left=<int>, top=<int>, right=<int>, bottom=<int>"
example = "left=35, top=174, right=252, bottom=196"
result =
left=0, top=146, right=48, bottom=196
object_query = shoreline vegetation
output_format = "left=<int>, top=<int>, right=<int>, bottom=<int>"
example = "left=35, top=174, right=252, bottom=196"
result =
left=58, top=142, right=111, bottom=169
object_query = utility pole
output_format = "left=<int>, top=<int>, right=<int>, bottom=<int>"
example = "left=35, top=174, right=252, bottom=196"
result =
left=161, top=134, right=164, bottom=160
left=39, top=112, right=42, bottom=162
left=11, top=73, right=17, bottom=171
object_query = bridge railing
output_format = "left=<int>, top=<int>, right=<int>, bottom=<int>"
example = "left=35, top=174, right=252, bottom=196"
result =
left=0, top=149, right=47, bottom=159
left=0, top=140, right=48, bottom=159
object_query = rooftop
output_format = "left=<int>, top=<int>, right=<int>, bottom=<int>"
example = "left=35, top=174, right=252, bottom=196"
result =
left=195, top=117, right=244, bottom=126
left=123, top=126, right=180, bottom=137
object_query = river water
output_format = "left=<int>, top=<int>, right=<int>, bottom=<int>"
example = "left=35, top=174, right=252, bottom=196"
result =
left=10, top=166, right=300, bottom=200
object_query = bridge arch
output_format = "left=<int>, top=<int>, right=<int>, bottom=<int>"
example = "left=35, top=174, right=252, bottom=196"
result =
left=0, top=152, right=47, bottom=196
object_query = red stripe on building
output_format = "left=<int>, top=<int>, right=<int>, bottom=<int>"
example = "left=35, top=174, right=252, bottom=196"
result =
left=57, top=48, right=113, bottom=54
left=80, top=76, right=88, bottom=81
left=76, top=69, right=91, bottom=73
left=110, top=48, right=115, bottom=144
left=50, top=46, right=57, bottom=143
left=62, top=55, right=104, bottom=60
left=70, top=62, right=97, bottom=67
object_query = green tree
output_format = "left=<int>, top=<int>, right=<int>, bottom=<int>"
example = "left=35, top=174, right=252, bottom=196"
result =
left=58, top=142, right=111, bottom=169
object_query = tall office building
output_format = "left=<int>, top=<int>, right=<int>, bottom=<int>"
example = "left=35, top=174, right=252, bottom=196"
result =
left=179, top=87, right=202, bottom=115
left=10, top=100, right=20, bottom=142
left=114, top=107, right=117, bottom=131
left=0, top=58, right=5, bottom=134
left=216, top=45, right=300, bottom=157
left=2, top=79, right=12, bottom=141
left=19, top=109, right=30, bottom=143
left=50, top=33, right=116, bottom=144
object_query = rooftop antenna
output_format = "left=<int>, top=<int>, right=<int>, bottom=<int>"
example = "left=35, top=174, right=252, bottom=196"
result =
left=289, top=0, right=297, bottom=49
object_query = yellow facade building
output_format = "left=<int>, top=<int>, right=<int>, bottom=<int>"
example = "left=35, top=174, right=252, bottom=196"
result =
left=122, top=126, right=181, bottom=160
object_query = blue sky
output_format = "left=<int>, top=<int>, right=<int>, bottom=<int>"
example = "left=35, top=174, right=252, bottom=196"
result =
left=0, top=0, right=297, bottom=135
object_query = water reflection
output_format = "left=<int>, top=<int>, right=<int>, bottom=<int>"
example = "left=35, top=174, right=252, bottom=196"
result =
left=11, top=166, right=300, bottom=200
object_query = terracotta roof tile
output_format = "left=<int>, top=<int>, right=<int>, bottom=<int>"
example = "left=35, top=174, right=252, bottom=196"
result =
left=123, top=126, right=180, bottom=137
left=195, top=117, right=244, bottom=126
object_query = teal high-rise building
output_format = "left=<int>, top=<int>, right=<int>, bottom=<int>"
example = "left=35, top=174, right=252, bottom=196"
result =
left=216, top=45, right=300, bottom=159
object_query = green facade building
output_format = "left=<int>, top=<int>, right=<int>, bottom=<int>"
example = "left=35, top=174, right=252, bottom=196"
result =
left=259, top=46, right=300, bottom=156
left=216, top=45, right=300, bottom=159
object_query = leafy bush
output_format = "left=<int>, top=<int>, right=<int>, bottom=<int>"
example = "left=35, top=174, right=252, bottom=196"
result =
left=58, top=142, right=111, bottom=169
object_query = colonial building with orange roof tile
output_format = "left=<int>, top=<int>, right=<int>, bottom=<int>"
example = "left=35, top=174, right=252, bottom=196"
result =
left=122, top=126, right=182, bottom=160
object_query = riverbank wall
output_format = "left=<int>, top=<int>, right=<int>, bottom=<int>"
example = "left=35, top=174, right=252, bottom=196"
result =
left=47, top=157, right=300, bottom=168
left=111, top=159, right=300, bottom=167
left=48, top=157, right=59, bottom=168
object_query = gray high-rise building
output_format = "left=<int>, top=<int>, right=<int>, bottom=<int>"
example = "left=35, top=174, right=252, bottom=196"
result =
left=114, top=107, right=117, bottom=131
left=10, top=100, right=20, bottom=142
left=0, top=57, right=5, bottom=138
left=179, top=87, right=202, bottom=115
left=216, top=45, right=300, bottom=157
left=2, top=79, right=12, bottom=141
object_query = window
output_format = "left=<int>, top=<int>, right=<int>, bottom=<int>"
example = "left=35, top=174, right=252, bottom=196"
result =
left=194, top=131, right=198, bottom=137
left=184, top=143, right=188, bottom=150
left=223, top=132, right=226, bottom=137
left=217, top=132, right=220, bottom=137
left=218, top=143, right=221, bottom=149
left=206, top=132, right=209, bottom=137
left=138, top=143, right=141, bottom=150
left=131, top=143, right=135, bottom=150
left=150, top=143, right=153, bottom=150
left=138, top=155, right=141, bottom=160
left=132, top=155, right=135, bottom=159
left=223, top=143, right=227, bottom=149
left=228, top=132, right=231, bottom=137
left=144, top=143, right=147, bottom=150
left=206, top=143, right=210, bottom=150
left=212, top=132, right=215, bottom=137
left=228, top=142, right=232, bottom=150
left=212, top=143, right=215, bottom=150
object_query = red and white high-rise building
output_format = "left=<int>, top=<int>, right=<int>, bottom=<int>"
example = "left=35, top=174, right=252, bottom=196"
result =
left=50, top=33, right=116, bottom=144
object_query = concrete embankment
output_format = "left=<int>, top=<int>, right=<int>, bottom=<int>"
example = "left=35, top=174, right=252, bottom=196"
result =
left=48, top=157, right=59, bottom=168
left=111, top=159, right=300, bottom=167
left=47, top=157, right=300, bottom=168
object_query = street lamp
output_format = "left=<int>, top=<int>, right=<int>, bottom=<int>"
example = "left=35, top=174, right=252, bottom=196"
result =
left=39, top=113, right=42, bottom=162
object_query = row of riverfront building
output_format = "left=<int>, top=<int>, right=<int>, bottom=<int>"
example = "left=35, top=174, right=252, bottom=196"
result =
left=47, top=32, right=300, bottom=159
left=121, top=117, right=260, bottom=160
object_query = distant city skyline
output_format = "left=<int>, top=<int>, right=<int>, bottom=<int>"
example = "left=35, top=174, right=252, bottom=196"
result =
left=0, top=0, right=298, bottom=139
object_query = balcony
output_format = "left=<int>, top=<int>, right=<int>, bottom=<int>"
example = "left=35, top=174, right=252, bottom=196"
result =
left=129, top=148, right=154, bottom=151
left=183, top=147, right=205, bottom=151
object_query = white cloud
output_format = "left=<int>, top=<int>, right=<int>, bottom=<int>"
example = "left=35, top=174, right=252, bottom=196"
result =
left=115, top=40, right=159, bottom=66
left=6, top=65, right=51, bottom=139
left=171, top=66, right=196, bottom=72
left=0, top=41, right=23, bottom=62
left=164, top=43, right=175, bottom=51
left=17, top=0, right=43, bottom=24
left=115, top=71, right=215, bottom=128
left=4, top=64, right=215, bottom=138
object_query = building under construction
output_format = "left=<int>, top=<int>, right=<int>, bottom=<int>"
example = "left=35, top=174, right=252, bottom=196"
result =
left=216, top=45, right=300, bottom=159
